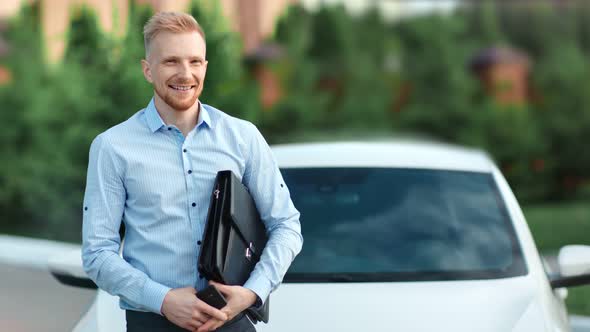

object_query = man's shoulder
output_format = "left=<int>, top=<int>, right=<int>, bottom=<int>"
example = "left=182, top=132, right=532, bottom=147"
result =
left=92, top=109, right=146, bottom=148
left=99, top=109, right=146, bottom=140
left=202, top=103, right=258, bottom=135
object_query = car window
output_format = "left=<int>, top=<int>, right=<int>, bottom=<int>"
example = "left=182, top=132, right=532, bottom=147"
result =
left=281, top=167, right=527, bottom=282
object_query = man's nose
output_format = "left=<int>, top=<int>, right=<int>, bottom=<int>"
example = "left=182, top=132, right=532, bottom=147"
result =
left=177, top=61, right=192, bottom=78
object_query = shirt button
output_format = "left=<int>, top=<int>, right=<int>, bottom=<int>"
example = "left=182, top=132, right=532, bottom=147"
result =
left=192, top=202, right=196, bottom=207
left=199, top=274, right=204, bottom=279
left=188, top=170, right=192, bottom=174
left=168, top=127, right=172, bottom=131
left=183, top=149, right=187, bottom=153
left=197, top=240, right=202, bottom=245
left=84, top=206, right=88, bottom=211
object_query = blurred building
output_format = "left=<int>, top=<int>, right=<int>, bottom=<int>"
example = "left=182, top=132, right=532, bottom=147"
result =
left=0, top=0, right=296, bottom=63
left=0, top=1, right=21, bottom=84
left=0, top=1, right=25, bottom=18
left=469, top=46, right=531, bottom=106
left=137, top=0, right=298, bottom=54
left=0, top=21, right=9, bottom=84
left=244, top=43, right=286, bottom=109
left=0, top=0, right=297, bottom=105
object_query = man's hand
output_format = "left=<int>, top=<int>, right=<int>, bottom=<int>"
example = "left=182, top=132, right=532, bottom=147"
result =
left=197, top=281, right=258, bottom=332
left=161, top=287, right=228, bottom=331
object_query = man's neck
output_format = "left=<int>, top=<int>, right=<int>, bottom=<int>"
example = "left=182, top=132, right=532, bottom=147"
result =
left=153, top=94, right=200, bottom=137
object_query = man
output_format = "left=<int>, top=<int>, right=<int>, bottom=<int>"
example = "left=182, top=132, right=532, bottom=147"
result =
left=81, top=12, right=303, bottom=332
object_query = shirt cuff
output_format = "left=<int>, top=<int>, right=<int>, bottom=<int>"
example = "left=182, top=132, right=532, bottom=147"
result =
left=243, top=270, right=272, bottom=306
left=142, top=278, right=172, bottom=315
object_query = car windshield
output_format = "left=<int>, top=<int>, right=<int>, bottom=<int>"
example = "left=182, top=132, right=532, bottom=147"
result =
left=281, top=167, right=527, bottom=282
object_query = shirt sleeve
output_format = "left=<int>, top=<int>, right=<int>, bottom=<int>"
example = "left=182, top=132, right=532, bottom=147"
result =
left=241, top=124, right=304, bottom=304
left=81, top=134, right=171, bottom=315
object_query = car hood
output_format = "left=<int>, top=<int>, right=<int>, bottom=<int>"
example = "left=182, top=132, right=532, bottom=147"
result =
left=256, top=275, right=546, bottom=332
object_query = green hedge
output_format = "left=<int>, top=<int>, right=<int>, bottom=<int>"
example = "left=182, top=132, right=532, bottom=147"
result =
left=0, top=1, right=258, bottom=241
left=2, top=2, right=590, bottom=241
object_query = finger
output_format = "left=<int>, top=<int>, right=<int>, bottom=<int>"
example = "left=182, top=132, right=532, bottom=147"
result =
left=187, top=287, right=197, bottom=294
left=186, top=319, right=203, bottom=330
left=210, top=282, right=232, bottom=297
left=221, top=307, right=233, bottom=320
left=212, top=319, right=226, bottom=330
left=191, top=312, right=208, bottom=325
left=197, top=319, right=218, bottom=332
left=181, top=321, right=200, bottom=332
left=209, top=281, right=230, bottom=292
left=196, top=301, right=228, bottom=321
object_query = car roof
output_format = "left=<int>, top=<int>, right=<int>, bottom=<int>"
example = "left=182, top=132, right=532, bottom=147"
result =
left=271, top=140, right=495, bottom=173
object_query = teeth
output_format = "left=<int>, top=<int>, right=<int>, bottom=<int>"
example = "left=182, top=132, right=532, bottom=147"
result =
left=171, top=85, right=191, bottom=91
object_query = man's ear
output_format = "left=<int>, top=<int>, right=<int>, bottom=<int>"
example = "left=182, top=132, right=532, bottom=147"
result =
left=141, top=59, right=153, bottom=83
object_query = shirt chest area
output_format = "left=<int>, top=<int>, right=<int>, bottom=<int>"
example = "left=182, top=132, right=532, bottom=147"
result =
left=120, top=130, right=247, bottom=207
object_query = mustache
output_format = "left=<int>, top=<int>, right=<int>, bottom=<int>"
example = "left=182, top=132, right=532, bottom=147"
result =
left=167, top=77, right=198, bottom=86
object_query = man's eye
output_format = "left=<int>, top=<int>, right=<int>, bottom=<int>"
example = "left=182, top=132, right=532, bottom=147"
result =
left=191, top=60, right=202, bottom=65
left=165, top=60, right=176, bottom=64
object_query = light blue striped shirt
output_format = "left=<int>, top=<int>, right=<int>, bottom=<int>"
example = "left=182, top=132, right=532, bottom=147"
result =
left=81, top=98, right=303, bottom=314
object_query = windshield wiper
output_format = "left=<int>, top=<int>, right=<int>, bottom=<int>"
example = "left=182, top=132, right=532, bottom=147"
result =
left=327, top=273, right=356, bottom=282
left=285, top=273, right=368, bottom=282
left=284, top=272, right=365, bottom=282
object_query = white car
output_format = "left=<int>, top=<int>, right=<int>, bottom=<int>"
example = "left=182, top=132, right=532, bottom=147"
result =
left=50, top=141, right=590, bottom=332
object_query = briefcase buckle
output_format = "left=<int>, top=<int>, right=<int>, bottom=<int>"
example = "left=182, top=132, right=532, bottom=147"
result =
left=245, top=242, right=255, bottom=261
left=213, top=189, right=220, bottom=199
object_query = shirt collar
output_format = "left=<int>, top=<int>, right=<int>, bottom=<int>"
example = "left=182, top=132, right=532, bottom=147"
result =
left=197, top=103, right=214, bottom=129
left=145, top=98, right=165, bottom=133
left=144, top=98, right=214, bottom=133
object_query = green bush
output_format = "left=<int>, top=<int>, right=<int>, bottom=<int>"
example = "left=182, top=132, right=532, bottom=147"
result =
left=5, top=1, right=590, bottom=241
left=271, top=2, right=590, bottom=202
left=0, top=2, right=46, bottom=234
left=0, top=1, right=251, bottom=242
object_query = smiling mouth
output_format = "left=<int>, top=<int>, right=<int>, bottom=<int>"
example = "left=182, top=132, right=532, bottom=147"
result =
left=169, top=85, right=195, bottom=91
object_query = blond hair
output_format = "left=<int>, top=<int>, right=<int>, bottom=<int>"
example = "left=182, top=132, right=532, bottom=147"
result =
left=143, top=12, right=206, bottom=56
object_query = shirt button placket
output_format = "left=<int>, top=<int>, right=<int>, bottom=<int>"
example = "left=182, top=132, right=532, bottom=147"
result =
left=183, top=145, right=197, bottom=227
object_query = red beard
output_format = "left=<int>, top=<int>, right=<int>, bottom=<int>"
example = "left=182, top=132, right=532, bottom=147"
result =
left=155, top=77, right=201, bottom=111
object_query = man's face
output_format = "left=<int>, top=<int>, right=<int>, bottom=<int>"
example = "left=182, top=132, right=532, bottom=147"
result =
left=141, top=31, right=208, bottom=111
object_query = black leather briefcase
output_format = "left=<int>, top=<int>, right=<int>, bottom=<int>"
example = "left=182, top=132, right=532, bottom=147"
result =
left=198, top=170, right=270, bottom=323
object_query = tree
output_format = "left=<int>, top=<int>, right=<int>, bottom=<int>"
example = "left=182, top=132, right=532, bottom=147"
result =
left=393, top=14, right=479, bottom=142
left=0, top=2, right=45, bottom=233
left=460, top=1, right=505, bottom=46
left=0, top=2, right=260, bottom=241
left=270, top=4, right=400, bottom=140
left=14, top=7, right=109, bottom=241
left=533, top=43, right=590, bottom=198
left=189, top=0, right=260, bottom=122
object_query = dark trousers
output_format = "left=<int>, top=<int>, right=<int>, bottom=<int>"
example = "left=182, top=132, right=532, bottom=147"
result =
left=126, top=310, right=256, bottom=332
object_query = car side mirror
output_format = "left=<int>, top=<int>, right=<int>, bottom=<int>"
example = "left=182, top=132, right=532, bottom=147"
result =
left=550, top=245, right=590, bottom=288
left=48, top=248, right=97, bottom=289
